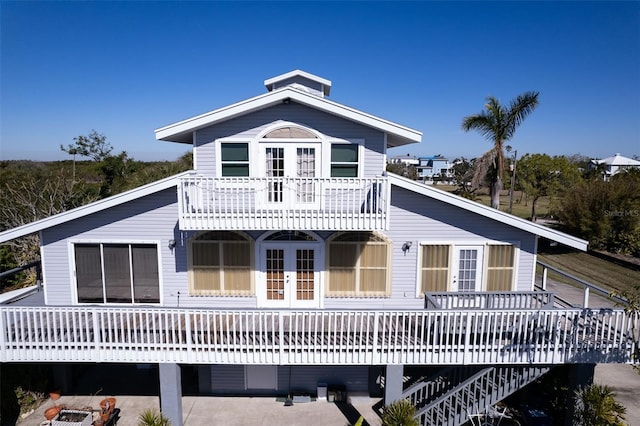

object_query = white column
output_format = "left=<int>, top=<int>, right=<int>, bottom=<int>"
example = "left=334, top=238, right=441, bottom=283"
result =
left=384, top=364, right=404, bottom=406
left=159, top=363, right=183, bottom=426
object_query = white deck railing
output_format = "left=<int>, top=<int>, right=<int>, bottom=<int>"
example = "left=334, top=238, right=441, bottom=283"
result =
left=177, top=176, right=389, bottom=231
left=1, top=307, right=637, bottom=365
left=424, top=291, right=555, bottom=310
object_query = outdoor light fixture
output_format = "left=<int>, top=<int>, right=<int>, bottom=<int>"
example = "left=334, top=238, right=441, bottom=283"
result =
left=168, top=239, right=176, bottom=251
left=402, top=241, right=412, bottom=253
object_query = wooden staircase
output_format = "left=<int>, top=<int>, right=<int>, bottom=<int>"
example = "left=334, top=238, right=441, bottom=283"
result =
left=404, top=366, right=551, bottom=426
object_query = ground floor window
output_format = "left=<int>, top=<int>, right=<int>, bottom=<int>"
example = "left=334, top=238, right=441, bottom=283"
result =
left=418, top=243, right=517, bottom=294
left=326, top=232, right=390, bottom=297
left=188, top=231, right=253, bottom=296
left=74, top=243, right=160, bottom=304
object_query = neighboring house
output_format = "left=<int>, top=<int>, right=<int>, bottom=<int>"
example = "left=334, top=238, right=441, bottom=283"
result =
left=588, top=153, right=640, bottom=181
left=388, top=153, right=419, bottom=167
left=1, top=70, right=637, bottom=426
left=417, top=155, right=453, bottom=182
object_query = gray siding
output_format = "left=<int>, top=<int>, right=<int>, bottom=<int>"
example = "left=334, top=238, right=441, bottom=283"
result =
left=270, top=76, right=324, bottom=96
left=40, top=184, right=536, bottom=310
left=40, top=188, right=258, bottom=308
left=324, top=185, right=537, bottom=310
left=194, top=103, right=386, bottom=177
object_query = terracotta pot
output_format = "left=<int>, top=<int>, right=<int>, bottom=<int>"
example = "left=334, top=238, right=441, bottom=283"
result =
left=49, top=390, right=62, bottom=401
left=99, top=397, right=117, bottom=415
left=44, top=406, right=62, bottom=421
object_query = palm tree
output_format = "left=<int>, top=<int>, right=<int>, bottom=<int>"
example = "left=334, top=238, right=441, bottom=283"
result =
left=573, top=383, right=626, bottom=426
left=462, top=92, right=539, bottom=209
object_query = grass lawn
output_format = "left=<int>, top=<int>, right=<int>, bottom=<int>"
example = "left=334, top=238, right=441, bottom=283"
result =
left=433, top=184, right=552, bottom=220
left=538, top=248, right=640, bottom=297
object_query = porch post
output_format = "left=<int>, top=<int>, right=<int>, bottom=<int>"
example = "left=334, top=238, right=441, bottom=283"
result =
left=384, top=364, right=404, bottom=406
left=159, top=363, right=183, bottom=426
left=564, top=363, right=595, bottom=426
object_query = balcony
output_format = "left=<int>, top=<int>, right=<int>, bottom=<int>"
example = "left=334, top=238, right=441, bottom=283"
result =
left=1, top=303, right=637, bottom=365
left=177, top=175, right=389, bottom=231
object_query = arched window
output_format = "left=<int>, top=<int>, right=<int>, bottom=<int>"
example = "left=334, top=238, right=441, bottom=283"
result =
left=326, top=232, right=391, bottom=297
left=262, top=126, right=319, bottom=139
left=188, top=231, right=253, bottom=296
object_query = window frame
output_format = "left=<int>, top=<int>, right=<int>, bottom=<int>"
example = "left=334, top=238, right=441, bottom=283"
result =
left=217, top=141, right=250, bottom=177
left=187, top=231, right=255, bottom=296
left=329, top=141, right=363, bottom=178
left=70, top=240, right=162, bottom=305
left=416, top=241, right=519, bottom=297
left=326, top=232, right=391, bottom=297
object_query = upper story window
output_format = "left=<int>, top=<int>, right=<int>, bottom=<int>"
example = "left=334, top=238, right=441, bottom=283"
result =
left=74, top=242, right=160, bottom=304
left=331, top=143, right=359, bottom=177
left=221, top=143, right=249, bottom=176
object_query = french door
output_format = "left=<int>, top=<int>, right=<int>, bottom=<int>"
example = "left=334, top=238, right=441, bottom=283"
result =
left=261, top=243, right=320, bottom=308
left=452, top=245, right=484, bottom=292
left=262, top=144, right=319, bottom=208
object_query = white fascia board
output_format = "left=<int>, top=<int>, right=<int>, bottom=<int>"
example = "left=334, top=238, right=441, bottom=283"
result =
left=389, top=174, right=588, bottom=251
left=264, top=70, right=332, bottom=92
left=155, top=90, right=285, bottom=141
left=286, top=90, right=422, bottom=143
left=0, top=171, right=191, bottom=244
left=155, top=87, right=422, bottom=144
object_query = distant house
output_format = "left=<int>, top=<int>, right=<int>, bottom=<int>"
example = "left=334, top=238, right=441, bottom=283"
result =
left=588, top=153, right=640, bottom=180
left=388, top=153, right=419, bottom=167
left=417, top=155, right=453, bottom=182
left=1, top=70, right=637, bottom=426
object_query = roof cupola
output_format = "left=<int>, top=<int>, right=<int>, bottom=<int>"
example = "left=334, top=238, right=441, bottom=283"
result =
left=264, top=70, right=331, bottom=98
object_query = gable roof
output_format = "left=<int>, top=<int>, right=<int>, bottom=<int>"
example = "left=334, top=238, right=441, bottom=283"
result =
left=0, top=172, right=190, bottom=243
left=591, top=153, right=640, bottom=167
left=388, top=173, right=588, bottom=251
left=154, top=85, right=422, bottom=148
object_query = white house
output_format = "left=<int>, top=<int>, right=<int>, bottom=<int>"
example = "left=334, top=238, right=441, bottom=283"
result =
left=417, top=155, right=453, bottom=182
left=589, top=153, right=640, bottom=180
left=1, top=71, right=637, bottom=426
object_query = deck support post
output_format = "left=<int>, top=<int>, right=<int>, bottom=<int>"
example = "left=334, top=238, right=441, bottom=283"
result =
left=564, top=363, right=595, bottom=426
left=52, top=364, right=73, bottom=394
left=159, top=363, right=183, bottom=426
left=384, top=364, right=404, bottom=406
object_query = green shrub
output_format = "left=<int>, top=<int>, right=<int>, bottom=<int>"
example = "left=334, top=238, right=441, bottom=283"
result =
left=137, top=408, right=171, bottom=426
left=381, top=399, right=419, bottom=426
left=573, top=383, right=626, bottom=426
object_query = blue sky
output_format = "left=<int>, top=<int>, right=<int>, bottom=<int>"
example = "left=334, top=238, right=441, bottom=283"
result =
left=1, top=1, right=639, bottom=162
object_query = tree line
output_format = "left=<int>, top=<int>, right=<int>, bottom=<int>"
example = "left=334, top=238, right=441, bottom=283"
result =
left=0, top=131, right=192, bottom=289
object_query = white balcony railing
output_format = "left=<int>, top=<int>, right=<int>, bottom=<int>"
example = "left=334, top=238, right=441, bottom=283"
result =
left=177, top=176, right=389, bottom=231
left=1, top=306, right=637, bottom=365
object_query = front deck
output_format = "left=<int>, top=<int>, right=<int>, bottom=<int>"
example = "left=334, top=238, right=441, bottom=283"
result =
left=1, top=296, right=637, bottom=365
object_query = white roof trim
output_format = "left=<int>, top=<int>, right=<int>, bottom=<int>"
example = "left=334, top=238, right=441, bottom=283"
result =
left=0, top=171, right=190, bottom=243
left=388, top=174, right=588, bottom=251
left=264, top=70, right=332, bottom=95
left=155, top=86, right=422, bottom=145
